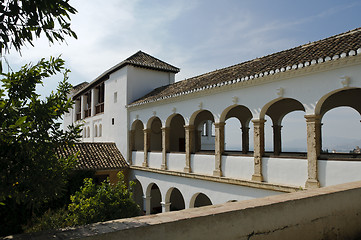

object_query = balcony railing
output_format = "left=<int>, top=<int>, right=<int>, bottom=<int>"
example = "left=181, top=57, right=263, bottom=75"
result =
left=95, top=103, right=104, bottom=114
left=84, top=108, right=91, bottom=118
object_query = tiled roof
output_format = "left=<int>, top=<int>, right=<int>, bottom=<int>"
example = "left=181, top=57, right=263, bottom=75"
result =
left=56, top=143, right=129, bottom=170
left=73, top=51, right=179, bottom=98
left=72, top=82, right=89, bottom=93
left=129, top=27, right=361, bottom=107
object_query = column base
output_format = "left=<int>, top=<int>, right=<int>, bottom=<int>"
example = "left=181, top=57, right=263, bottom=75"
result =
left=213, top=169, right=222, bottom=177
left=161, top=164, right=167, bottom=170
left=252, top=174, right=263, bottom=182
left=142, top=162, right=148, bottom=167
left=305, top=179, right=320, bottom=189
left=184, top=166, right=191, bottom=173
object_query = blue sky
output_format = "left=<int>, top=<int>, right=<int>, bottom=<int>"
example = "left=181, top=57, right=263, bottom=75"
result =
left=4, top=0, right=361, bottom=151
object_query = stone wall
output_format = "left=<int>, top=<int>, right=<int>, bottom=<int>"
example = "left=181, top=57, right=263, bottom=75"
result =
left=8, top=181, right=361, bottom=240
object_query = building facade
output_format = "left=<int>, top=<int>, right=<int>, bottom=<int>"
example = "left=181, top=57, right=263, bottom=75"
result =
left=64, top=28, right=361, bottom=214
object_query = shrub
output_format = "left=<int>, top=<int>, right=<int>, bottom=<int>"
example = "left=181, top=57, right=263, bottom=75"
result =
left=66, top=172, right=141, bottom=226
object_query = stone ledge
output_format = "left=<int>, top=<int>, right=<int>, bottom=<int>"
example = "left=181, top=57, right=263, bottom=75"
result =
left=130, top=165, right=301, bottom=193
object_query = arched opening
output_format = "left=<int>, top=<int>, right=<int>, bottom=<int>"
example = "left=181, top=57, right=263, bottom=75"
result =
left=318, top=88, right=361, bottom=158
left=94, top=125, right=98, bottom=137
left=148, top=117, right=162, bottom=151
left=190, top=193, right=212, bottom=208
left=282, top=111, right=307, bottom=153
left=193, top=110, right=215, bottom=152
left=322, top=107, right=361, bottom=153
left=132, top=120, right=144, bottom=151
left=169, top=114, right=185, bottom=152
left=83, top=127, right=86, bottom=138
left=167, top=188, right=185, bottom=211
left=148, top=183, right=162, bottom=214
left=131, top=179, right=144, bottom=214
left=264, top=98, right=305, bottom=155
left=87, top=126, right=90, bottom=138
left=99, top=124, right=102, bottom=137
left=223, top=105, right=253, bottom=153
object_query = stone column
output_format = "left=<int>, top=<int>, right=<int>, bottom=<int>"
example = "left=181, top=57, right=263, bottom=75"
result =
left=80, top=94, right=86, bottom=119
left=252, top=119, right=265, bottom=182
left=128, top=130, right=135, bottom=165
left=144, top=194, right=151, bottom=215
left=273, top=124, right=282, bottom=155
left=161, top=201, right=171, bottom=213
left=91, top=88, right=96, bottom=116
left=305, top=115, right=321, bottom=188
left=241, top=126, right=250, bottom=154
left=214, top=122, right=225, bottom=177
left=184, top=125, right=194, bottom=173
left=143, top=129, right=150, bottom=167
left=161, top=127, right=170, bottom=170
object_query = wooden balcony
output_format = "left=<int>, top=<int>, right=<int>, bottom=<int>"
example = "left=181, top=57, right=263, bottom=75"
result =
left=84, top=108, right=91, bottom=118
left=96, top=103, right=104, bottom=114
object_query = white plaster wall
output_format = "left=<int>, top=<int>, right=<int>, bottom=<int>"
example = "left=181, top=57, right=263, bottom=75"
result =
left=127, top=66, right=175, bottom=104
left=191, top=154, right=214, bottom=175
left=222, top=155, right=253, bottom=180
left=132, top=151, right=144, bottom=166
left=130, top=170, right=281, bottom=209
left=148, top=152, right=162, bottom=169
left=167, top=153, right=186, bottom=172
left=129, top=62, right=361, bottom=126
left=319, top=160, right=361, bottom=187
left=262, top=157, right=308, bottom=187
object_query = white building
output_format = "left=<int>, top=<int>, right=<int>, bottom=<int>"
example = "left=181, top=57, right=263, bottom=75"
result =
left=64, top=27, right=361, bottom=214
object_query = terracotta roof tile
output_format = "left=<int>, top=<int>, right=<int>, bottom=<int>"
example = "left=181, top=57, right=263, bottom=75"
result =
left=56, top=143, right=128, bottom=170
left=73, top=51, right=179, bottom=98
left=129, top=27, right=361, bottom=106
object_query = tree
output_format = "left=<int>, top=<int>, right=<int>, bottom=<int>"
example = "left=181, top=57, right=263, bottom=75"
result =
left=67, top=172, right=141, bottom=226
left=0, top=56, right=82, bottom=207
left=0, top=0, right=79, bottom=236
left=0, top=0, right=77, bottom=55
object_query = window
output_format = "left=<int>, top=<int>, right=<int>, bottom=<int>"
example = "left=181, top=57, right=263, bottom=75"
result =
left=87, top=126, right=90, bottom=138
left=202, top=122, right=208, bottom=136
left=99, top=124, right=102, bottom=137
left=114, top=92, right=117, bottom=103
left=95, top=83, right=105, bottom=114
left=83, top=127, right=87, bottom=138
left=94, top=125, right=98, bottom=137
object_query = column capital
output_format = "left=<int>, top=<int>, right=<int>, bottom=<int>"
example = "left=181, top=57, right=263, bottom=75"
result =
left=184, top=125, right=195, bottom=131
left=143, top=128, right=151, bottom=133
left=304, top=115, right=321, bottom=122
left=214, top=122, right=226, bottom=128
left=252, top=119, right=266, bottom=125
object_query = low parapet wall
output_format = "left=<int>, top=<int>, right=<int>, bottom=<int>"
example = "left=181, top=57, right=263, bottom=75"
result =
left=8, top=181, right=361, bottom=240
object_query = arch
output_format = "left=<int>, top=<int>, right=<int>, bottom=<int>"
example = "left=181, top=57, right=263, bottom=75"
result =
left=99, top=124, right=102, bottom=137
left=147, top=117, right=162, bottom=151
left=131, top=179, right=144, bottom=214
left=192, top=110, right=215, bottom=152
left=83, top=127, right=87, bottom=138
left=165, top=187, right=185, bottom=212
left=132, top=120, right=144, bottom=151
left=189, top=192, right=212, bottom=208
left=222, top=105, right=253, bottom=153
left=168, top=114, right=186, bottom=152
left=94, top=125, right=98, bottom=137
left=146, top=183, right=162, bottom=214
left=87, top=126, right=90, bottom=138
left=317, top=88, right=361, bottom=118
left=262, top=98, right=305, bottom=155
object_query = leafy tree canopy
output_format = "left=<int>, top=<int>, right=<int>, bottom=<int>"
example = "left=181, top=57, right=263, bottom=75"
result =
left=0, top=0, right=77, bottom=56
left=0, top=56, right=82, bottom=208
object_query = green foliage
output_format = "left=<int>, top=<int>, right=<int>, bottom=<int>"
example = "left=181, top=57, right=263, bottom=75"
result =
left=23, top=208, right=69, bottom=233
left=67, top=172, right=141, bottom=226
left=0, top=56, right=82, bottom=209
left=0, top=0, right=77, bottom=55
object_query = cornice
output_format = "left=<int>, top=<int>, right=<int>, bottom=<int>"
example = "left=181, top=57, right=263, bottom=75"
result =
left=127, top=52, right=361, bottom=111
